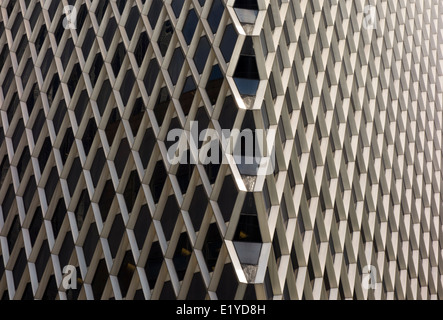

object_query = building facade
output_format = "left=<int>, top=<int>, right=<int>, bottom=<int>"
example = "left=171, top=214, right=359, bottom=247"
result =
left=0, top=0, right=442, bottom=300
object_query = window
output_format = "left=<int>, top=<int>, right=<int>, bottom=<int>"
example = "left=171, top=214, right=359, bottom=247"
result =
left=183, top=9, right=198, bottom=45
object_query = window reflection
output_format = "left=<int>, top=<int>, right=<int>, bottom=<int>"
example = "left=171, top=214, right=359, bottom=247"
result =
left=233, top=38, right=260, bottom=96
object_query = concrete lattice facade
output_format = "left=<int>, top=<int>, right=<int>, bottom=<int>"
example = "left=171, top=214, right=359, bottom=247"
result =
left=0, top=0, right=443, bottom=300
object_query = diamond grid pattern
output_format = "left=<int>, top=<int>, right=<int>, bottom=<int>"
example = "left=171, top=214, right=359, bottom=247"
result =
left=0, top=0, right=442, bottom=300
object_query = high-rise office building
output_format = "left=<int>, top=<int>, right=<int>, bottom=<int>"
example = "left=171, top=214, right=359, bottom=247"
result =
left=0, top=0, right=442, bottom=300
